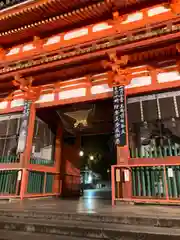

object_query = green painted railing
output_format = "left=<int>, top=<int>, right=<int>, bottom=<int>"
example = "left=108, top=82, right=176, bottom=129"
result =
left=130, top=144, right=180, bottom=158
left=0, top=155, right=19, bottom=163
left=0, top=170, right=18, bottom=195
left=30, top=157, right=54, bottom=166
left=165, top=166, right=180, bottom=199
left=132, top=167, right=166, bottom=198
left=27, top=171, right=44, bottom=194
left=45, top=173, right=54, bottom=193
left=132, top=166, right=180, bottom=199
left=27, top=171, right=54, bottom=194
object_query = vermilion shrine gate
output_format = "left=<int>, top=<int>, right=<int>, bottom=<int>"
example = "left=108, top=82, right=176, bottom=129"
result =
left=0, top=0, right=180, bottom=204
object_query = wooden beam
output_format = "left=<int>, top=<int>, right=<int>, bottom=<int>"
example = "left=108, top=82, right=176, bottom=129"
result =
left=0, top=2, right=177, bottom=60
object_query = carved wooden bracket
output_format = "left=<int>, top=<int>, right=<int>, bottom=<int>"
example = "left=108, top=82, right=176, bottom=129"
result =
left=102, top=52, right=131, bottom=87
left=170, top=0, right=180, bottom=14
left=175, top=44, right=180, bottom=72
left=112, top=11, right=123, bottom=23
left=0, top=47, right=5, bottom=61
left=86, top=75, right=92, bottom=87
left=176, top=60, right=180, bottom=73
left=33, top=36, right=43, bottom=51
left=176, top=43, right=180, bottom=53
left=13, top=74, right=40, bottom=101
left=112, top=11, right=120, bottom=21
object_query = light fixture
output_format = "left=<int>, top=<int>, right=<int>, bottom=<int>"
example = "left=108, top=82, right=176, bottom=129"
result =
left=88, top=174, right=92, bottom=183
left=89, top=155, right=94, bottom=161
left=172, top=117, right=176, bottom=127
left=79, top=150, right=84, bottom=157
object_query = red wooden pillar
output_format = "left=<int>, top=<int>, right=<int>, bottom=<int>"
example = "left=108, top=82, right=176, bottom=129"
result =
left=53, top=125, right=63, bottom=195
left=61, top=134, right=81, bottom=196
left=20, top=103, right=36, bottom=200
left=73, top=134, right=81, bottom=194
left=20, top=169, right=28, bottom=200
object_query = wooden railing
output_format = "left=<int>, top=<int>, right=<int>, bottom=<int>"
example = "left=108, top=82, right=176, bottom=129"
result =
left=30, top=157, right=54, bottom=166
left=0, top=169, right=59, bottom=199
left=27, top=171, right=55, bottom=195
left=0, top=155, right=20, bottom=164
left=0, top=170, right=19, bottom=197
left=132, top=166, right=180, bottom=199
left=112, top=162, right=180, bottom=205
left=130, top=144, right=180, bottom=159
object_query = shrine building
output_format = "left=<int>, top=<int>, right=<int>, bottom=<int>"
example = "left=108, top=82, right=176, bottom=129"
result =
left=0, top=0, right=180, bottom=204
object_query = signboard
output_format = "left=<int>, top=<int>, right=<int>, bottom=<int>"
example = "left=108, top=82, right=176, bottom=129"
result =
left=116, top=169, right=121, bottom=182
left=17, top=170, right=22, bottom=181
left=168, top=168, right=174, bottom=178
left=113, top=86, right=127, bottom=146
left=124, top=169, right=130, bottom=182
left=17, top=101, right=31, bottom=153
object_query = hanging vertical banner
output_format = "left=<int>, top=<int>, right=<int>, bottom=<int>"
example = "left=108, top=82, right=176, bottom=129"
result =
left=17, top=100, right=31, bottom=153
left=113, top=86, right=127, bottom=146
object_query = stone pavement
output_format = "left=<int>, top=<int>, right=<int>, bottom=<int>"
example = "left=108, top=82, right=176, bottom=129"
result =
left=1, top=196, right=180, bottom=219
left=1, top=192, right=180, bottom=239
left=0, top=195, right=180, bottom=219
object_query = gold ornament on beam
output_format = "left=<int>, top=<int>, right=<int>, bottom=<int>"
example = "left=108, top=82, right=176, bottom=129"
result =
left=64, top=109, right=92, bottom=128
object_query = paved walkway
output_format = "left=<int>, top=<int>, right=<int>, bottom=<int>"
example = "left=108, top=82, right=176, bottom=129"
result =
left=1, top=194, right=180, bottom=219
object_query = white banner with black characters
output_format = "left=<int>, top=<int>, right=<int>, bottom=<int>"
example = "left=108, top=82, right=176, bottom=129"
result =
left=113, top=86, right=127, bottom=146
left=17, top=101, right=31, bottom=153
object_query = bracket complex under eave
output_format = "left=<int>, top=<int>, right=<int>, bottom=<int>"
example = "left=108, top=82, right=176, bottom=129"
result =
left=102, top=52, right=131, bottom=88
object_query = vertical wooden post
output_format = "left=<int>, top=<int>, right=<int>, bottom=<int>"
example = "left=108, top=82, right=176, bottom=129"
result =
left=15, top=170, right=21, bottom=196
left=20, top=169, right=28, bottom=200
left=24, top=103, right=36, bottom=166
left=53, top=125, right=63, bottom=196
left=111, top=165, right=115, bottom=206
left=19, top=103, right=36, bottom=199
left=75, top=134, right=81, bottom=188
left=163, top=165, right=169, bottom=201
left=43, top=172, right=47, bottom=194
left=103, top=54, right=131, bottom=204
left=20, top=103, right=36, bottom=167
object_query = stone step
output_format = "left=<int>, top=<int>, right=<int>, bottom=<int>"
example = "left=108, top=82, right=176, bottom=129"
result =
left=0, top=230, right=91, bottom=240
left=0, top=209, right=180, bottom=229
left=0, top=216, right=180, bottom=239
